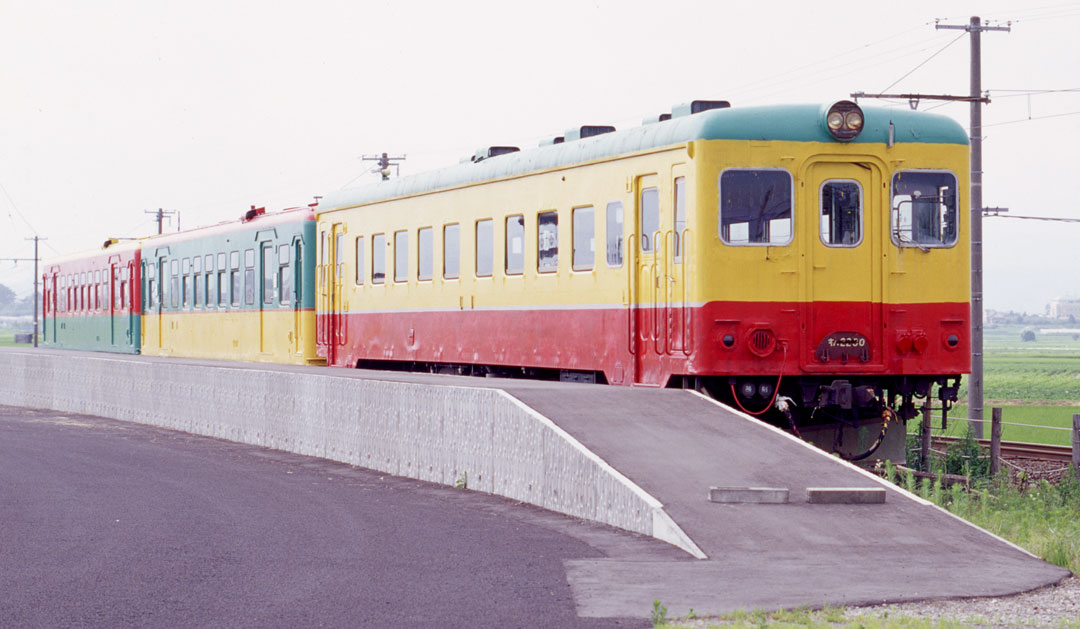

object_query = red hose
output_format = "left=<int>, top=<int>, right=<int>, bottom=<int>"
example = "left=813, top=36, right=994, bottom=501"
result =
left=729, top=344, right=787, bottom=416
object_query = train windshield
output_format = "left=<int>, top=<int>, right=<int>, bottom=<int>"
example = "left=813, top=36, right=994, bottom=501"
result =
left=718, top=169, right=793, bottom=246
left=891, top=171, right=958, bottom=247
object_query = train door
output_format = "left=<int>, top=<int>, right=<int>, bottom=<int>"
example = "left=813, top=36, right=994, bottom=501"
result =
left=126, top=261, right=136, bottom=350
left=631, top=174, right=661, bottom=383
left=48, top=271, right=58, bottom=342
left=320, top=224, right=346, bottom=364
left=259, top=242, right=273, bottom=354
left=803, top=159, right=884, bottom=370
left=156, top=256, right=166, bottom=350
left=667, top=165, right=691, bottom=356
left=292, top=239, right=303, bottom=355
left=109, top=261, right=119, bottom=347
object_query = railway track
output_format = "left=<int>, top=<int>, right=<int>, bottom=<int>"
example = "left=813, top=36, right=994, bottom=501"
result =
left=929, top=435, right=1075, bottom=462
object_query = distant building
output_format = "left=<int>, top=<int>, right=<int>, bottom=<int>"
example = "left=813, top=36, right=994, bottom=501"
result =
left=1048, top=297, right=1080, bottom=320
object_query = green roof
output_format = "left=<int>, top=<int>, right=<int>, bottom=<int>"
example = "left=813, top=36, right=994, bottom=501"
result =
left=320, top=104, right=967, bottom=211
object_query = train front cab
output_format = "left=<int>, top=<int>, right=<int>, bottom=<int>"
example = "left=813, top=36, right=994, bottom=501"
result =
left=687, top=103, right=970, bottom=452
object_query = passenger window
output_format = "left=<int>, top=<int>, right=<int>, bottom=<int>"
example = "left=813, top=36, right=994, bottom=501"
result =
left=263, top=246, right=275, bottom=305
left=181, top=258, right=190, bottom=309
left=193, top=256, right=203, bottom=308
left=279, top=244, right=292, bottom=304
left=355, top=237, right=365, bottom=285
left=244, top=249, right=255, bottom=305
left=640, top=188, right=659, bottom=253
left=891, top=171, right=958, bottom=247
left=218, top=253, right=227, bottom=307
left=444, top=224, right=460, bottom=279
left=537, top=211, right=558, bottom=273
left=505, top=215, right=524, bottom=275
left=394, top=230, right=408, bottom=282
left=418, top=227, right=433, bottom=281
left=718, top=169, right=793, bottom=245
left=674, top=177, right=687, bottom=262
left=820, top=181, right=862, bottom=246
left=572, top=206, right=594, bottom=271
left=372, top=233, right=386, bottom=284
left=475, top=219, right=493, bottom=277
left=170, top=260, right=179, bottom=308
left=230, top=251, right=240, bottom=307
left=204, top=255, right=213, bottom=307
left=606, top=201, right=624, bottom=267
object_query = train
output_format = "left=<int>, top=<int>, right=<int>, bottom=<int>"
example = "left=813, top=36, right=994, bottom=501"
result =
left=41, top=99, right=970, bottom=460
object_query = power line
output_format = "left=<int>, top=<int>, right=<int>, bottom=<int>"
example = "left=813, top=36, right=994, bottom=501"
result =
left=986, top=214, right=1080, bottom=223
left=983, top=109, right=1080, bottom=127
left=879, top=33, right=967, bottom=94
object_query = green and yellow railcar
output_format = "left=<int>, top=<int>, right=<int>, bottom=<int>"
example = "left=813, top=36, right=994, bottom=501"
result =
left=140, top=206, right=320, bottom=364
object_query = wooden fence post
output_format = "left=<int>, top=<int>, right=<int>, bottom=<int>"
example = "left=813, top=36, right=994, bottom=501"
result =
left=1072, top=414, right=1079, bottom=480
left=921, top=401, right=932, bottom=472
left=990, top=407, right=1002, bottom=476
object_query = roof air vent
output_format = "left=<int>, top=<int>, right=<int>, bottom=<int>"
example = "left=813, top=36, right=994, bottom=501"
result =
left=564, top=125, right=616, bottom=142
left=472, top=146, right=520, bottom=162
left=671, top=100, right=731, bottom=118
left=643, top=113, right=672, bottom=125
left=243, top=206, right=266, bottom=222
left=540, top=136, right=565, bottom=146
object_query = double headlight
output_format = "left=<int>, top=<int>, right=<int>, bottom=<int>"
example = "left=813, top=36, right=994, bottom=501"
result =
left=825, top=101, right=864, bottom=141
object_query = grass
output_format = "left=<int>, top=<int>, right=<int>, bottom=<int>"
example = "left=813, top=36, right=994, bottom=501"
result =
left=0, top=330, right=39, bottom=347
left=924, top=404, right=1076, bottom=446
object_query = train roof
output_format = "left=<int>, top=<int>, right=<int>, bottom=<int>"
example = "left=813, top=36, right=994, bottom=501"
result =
left=45, top=238, right=141, bottom=269
left=141, top=206, right=314, bottom=252
left=318, top=103, right=968, bottom=212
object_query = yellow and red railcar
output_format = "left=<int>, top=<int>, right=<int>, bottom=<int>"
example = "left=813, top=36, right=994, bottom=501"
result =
left=315, top=100, right=969, bottom=435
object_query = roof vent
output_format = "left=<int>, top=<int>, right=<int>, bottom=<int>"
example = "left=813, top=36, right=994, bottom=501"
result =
left=643, top=113, right=672, bottom=125
left=564, top=125, right=616, bottom=142
left=472, top=146, right=520, bottom=162
left=243, top=206, right=266, bottom=222
left=539, top=136, right=565, bottom=146
left=671, top=100, right=731, bottom=118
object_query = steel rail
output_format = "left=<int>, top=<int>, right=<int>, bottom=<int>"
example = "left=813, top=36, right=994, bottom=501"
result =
left=930, top=435, right=1075, bottom=462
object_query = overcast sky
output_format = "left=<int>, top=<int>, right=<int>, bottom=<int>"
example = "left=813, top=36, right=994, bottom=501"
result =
left=2, top=0, right=1078, bottom=313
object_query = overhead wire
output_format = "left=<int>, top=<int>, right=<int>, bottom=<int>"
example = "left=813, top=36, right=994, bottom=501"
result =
left=878, top=33, right=967, bottom=94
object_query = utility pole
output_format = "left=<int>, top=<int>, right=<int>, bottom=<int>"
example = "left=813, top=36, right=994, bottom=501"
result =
left=1, top=236, right=46, bottom=347
left=144, top=208, right=179, bottom=234
left=936, top=16, right=1011, bottom=438
left=853, top=16, right=1010, bottom=438
left=362, top=153, right=406, bottom=181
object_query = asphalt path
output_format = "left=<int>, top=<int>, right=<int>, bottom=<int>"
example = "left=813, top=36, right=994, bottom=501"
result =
left=0, top=406, right=661, bottom=627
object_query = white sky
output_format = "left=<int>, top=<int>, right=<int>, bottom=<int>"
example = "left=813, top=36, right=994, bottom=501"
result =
left=2, top=0, right=1078, bottom=313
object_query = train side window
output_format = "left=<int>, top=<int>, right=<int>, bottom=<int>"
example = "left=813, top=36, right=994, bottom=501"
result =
left=263, top=246, right=275, bottom=305
left=418, top=227, right=433, bottom=281
left=505, top=215, right=524, bottom=275
left=354, top=237, right=365, bottom=286
left=204, top=254, right=214, bottom=307
left=674, top=177, right=687, bottom=262
left=640, top=188, right=659, bottom=253
left=891, top=171, right=958, bottom=247
left=218, top=253, right=227, bottom=307
left=193, top=256, right=203, bottom=307
left=244, top=249, right=255, bottom=305
left=475, top=219, right=493, bottom=278
left=606, top=201, right=624, bottom=268
left=146, top=265, right=155, bottom=310
left=394, top=230, right=408, bottom=283
left=718, top=169, right=793, bottom=246
left=170, top=260, right=179, bottom=308
left=182, top=258, right=191, bottom=309
left=279, top=244, right=292, bottom=304
left=230, top=251, right=240, bottom=307
left=372, top=233, right=386, bottom=284
left=443, top=224, right=460, bottom=279
left=572, top=206, right=594, bottom=271
left=537, top=211, right=558, bottom=273
left=820, top=180, right=863, bottom=246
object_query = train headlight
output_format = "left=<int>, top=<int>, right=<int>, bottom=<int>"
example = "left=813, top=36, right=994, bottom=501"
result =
left=739, top=382, right=757, bottom=399
left=758, top=382, right=774, bottom=398
left=824, top=101, right=864, bottom=141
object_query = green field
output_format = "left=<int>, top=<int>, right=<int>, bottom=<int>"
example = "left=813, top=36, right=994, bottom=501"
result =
left=924, top=323, right=1080, bottom=445
left=0, top=330, right=38, bottom=347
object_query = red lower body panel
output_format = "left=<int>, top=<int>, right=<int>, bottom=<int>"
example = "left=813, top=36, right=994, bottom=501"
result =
left=318, top=301, right=969, bottom=386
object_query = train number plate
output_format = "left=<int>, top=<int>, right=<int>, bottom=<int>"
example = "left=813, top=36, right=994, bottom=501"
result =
left=816, top=332, right=871, bottom=363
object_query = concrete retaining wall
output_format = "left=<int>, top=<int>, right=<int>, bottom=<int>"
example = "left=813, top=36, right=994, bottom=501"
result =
left=0, top=351, right=703, bottom=558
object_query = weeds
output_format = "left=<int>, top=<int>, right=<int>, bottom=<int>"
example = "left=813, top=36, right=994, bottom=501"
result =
left=454, top=471, right=467, bottom=489
left=650, top=599, right=667, bottom=627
